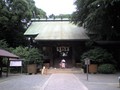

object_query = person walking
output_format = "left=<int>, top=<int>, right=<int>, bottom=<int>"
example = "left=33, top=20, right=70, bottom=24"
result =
left=60, top=59, right=66, bottom=69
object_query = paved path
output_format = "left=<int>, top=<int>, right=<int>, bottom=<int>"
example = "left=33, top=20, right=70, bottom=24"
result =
left=0, top=73, right=120, bottom=90
left=43, top=74, right=88, bottom=90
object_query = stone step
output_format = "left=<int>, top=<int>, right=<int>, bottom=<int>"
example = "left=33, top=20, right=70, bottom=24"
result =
left=46, top=68, right=84, bottom=74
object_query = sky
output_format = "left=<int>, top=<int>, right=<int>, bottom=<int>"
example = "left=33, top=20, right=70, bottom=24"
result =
left=34, top=0, right=76, bottom=16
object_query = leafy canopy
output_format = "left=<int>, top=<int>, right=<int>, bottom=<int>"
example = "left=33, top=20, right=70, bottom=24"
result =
left=0, top=0, right=46, bottom=47
left=72, top=0, right=120, bottom=40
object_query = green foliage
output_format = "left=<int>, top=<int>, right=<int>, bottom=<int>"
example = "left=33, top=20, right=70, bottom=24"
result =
left=12, top=46, right=43, bottom=64
left=36, top=8, right=46, bottom=18
left=55, top=14, right=71, bottom=19
left=81, top=47, right=115, bottom=64
left=27, top=48, right=43, bottom=64
left=0, top=0, right=28, bottom=47
left=98, top=64, right=116, bottom=74
left=0, top=0, right=46, bottom=47
left=0, top=39, right=9, bottom=50
left=72, top=0, right=120, bottom=40
left=49, top=14, right=55, bottom=18
left=12, top=46, right=29, bottom=60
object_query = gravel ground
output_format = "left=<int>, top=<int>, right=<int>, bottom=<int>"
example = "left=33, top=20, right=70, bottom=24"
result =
left=75, top=73, right=120, bottom=90
left=0, top=74, right=50, bottom=90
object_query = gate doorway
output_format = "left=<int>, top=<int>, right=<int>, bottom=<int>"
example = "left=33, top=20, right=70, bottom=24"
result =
left=53, top=46, right=73, bottom=68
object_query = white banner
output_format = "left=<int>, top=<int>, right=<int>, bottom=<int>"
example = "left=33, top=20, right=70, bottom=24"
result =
left=10, top=61, right=22, bottom=67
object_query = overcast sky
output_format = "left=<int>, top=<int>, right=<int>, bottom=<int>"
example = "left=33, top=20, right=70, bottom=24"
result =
left=34, top=0, right=76, bottom=16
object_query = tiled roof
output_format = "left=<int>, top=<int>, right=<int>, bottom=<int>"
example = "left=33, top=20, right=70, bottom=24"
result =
left=0, top=49, right=19, bottom=58
left=24, top=21, right=89, bottom=40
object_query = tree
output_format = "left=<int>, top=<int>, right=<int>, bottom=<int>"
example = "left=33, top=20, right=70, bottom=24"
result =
left=72, top=0, right=120, bottom=40
left=0, top=0, right=46, bottom=47
left=55, top=14, right=71, bottom=19
left=0, top=39, right=9, bottom=50
left=35, top=8, right=46, bottom=19
left=0, top=0, right=31, bottom=47
left=12, top=46, right=43, bottom=64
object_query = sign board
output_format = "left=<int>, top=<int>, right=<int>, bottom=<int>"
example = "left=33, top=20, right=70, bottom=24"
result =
left=10, top=61, right=22, bottom=67
left=84, top=58, right=90, bottom=81
left=85, top=58, right=90, bottom=65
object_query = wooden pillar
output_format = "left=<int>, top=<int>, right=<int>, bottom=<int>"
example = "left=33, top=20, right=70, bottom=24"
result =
left=50, top=47, right=54, bottom=67
left=6, top=58, right=9, bottom=77
left=72, top=46, right=75, bottom=67
left=0, top=57, right=3, bottom=77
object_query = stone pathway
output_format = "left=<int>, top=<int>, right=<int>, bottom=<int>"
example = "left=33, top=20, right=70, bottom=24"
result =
left=43, top=74, right=88, bottom=90
left=0, top=73, right=120, bottom=90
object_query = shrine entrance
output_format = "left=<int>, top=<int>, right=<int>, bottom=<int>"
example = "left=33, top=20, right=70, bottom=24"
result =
left=24, top=20, right=90, bottom=68
left=40, top=41, right=87, bottom=68
left=53, top=46, right=73, bottom=68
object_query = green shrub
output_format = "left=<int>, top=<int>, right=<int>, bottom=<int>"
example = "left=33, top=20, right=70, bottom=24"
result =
left=12, top=46, right=43, bottom=64
left=98, top=64, right=116, bottom=74
left=81, top=47, right=115, bottom=64
left=12, top=46, right=43, bottom=73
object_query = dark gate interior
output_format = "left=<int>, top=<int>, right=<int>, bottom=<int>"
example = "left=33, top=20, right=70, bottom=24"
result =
left=53, top=46, right=72, bottom=68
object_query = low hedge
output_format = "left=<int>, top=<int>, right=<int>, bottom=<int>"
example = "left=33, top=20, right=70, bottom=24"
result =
left=98, top=64, right=116, bottom=74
